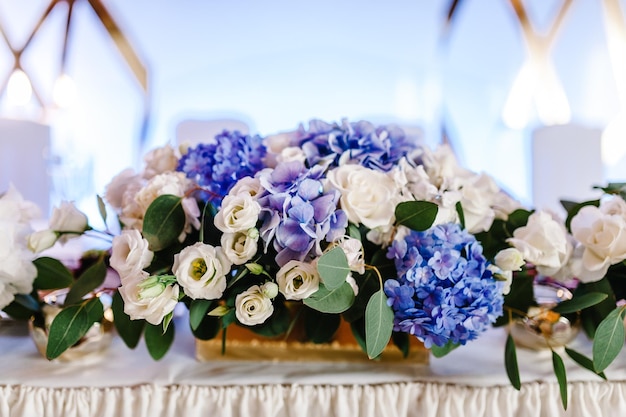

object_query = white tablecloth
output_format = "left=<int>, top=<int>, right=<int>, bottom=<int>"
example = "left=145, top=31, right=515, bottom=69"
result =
left=1, top=315, right=625, bottom=417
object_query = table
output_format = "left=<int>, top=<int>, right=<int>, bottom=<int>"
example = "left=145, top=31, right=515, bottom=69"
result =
left=1, top=315, right=625, bottom=417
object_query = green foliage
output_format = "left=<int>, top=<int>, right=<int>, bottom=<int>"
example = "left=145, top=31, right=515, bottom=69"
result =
left=96, top=194, right=108, bottom=225
left=111, top=291, right=145, bottom=349
left=455, top=201, right=465, bottom=229
left=364, top=289, right=394, bottom=359
left=144, top=320, right=175, bottom=360
left=563, top=200, right=600, bottom=232
left=592, top=306, right=626, bottom=373
left=189, top=299, right=214, bottom=331
left=394, top=201, right=438, bottom=231
left=391, top=332, right=410, bottom=358
left=33, top=257, right=74, bottom=290
left=552, top=292, right=608, bottom=314
left=46, top=297, right=104, bottom=360
left=304, top=282, right=355, bottom=314
left=247, top=302, right=290, bottom=337
left=495, top=272, right=534, bottom=327
left=575, top=278, right=617, bottom=338
left=564, top=347, right=606, bottom=380
left=304, top=309, right=341, bottom=343
left=142, top=194, right=186, bottom=251
left=593, top=182, right=626, bottom=200
left=64, top=257, right=107, bottom=305
left=475, top=209, right=532, bottom=260
left=505, top=333, right=521, bottom=390
left=317, top=247, right=350, bottom=290
left=552, top=350, right=568, bottom=410
left=430, top=340, right=460, bottom=358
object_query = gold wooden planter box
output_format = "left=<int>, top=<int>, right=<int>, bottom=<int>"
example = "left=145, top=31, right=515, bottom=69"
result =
left=196, top=318, right=428, bottom=364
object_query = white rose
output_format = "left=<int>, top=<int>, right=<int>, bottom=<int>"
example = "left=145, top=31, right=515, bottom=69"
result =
left=327, top=165, right=400, bottom=231
left=110, top=229, right=154, bottom=279
left=49, top=202, right=88, bottom=242
left=235, top=284, right=274, bottom=325
left=458, top=173, right=498, bottom=233
left=276, top=260, right=320, bottom=300
left=142, top=145, right=179, bottom=179
left=418, top=144, right=473, bottom=188
left=118, top=273, right=179, bottom=325
left=214, top=193, right=261, bottom=233
left=229, top=176, right=263, bottom=198
left=221, top=229, right=259, bottom=265
left=333, top=236, right=365, bottom=274
left=571, top=205, right=626, bottom=278
left=105, top=168, right=141, bottom=210
left=0, top=184, right=41, bottom=223
left=28, top=229, right=58, bottom=253
left=507, top=210, right=571, bottom=272
left=495, top=248, right=525, bottom=272
left=600, top=195, right=626, bottom=218
left=173, top=243, right=232, bottom=300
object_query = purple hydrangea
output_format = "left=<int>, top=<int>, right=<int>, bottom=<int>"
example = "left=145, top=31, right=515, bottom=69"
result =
left=177, top=130, right=267, bottom=204
left=384, top=223, right=504, bottom=348
left=257, top=160, right=348, bottom=266
left=293, top=119, right=418, bottom=172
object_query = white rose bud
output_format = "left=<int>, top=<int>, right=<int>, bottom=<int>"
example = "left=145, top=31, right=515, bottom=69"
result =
left=49, top=201, right=88, bottom=242
left=276, top=260, right=320, bottom=300
left=494, top=248, right=525, bottom=272
left=214, top=193, right=261, bottom=233
left=110, top=229, right=154, bottom=279
left=118, top=273, right=179, bottom=325
left=235, top=284, right=274, bottom=326
left=28, top=230, right=58, bottom=253
left=261, top=282, right=279, bottom=299
left=173, top=243, right=232, bottom=300
left=220, top=229, right=259, bottom=265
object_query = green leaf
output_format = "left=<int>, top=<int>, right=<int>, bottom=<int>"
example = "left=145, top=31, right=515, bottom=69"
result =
left=189, top=299, right=214, bottom=331
left=576, top=278, right=617, bottom=338
left=33, top=257, right=74, bottom=290
left=564, top=347, right=606, bottom=380
left=394, top=201, right=438, bottom=231
left=142, top=194, right=186, bottom=252
left=392, top=332, right=410, bottom=358
left=317, top=246, right=350, bottom=290
left=431, top=340, right=460, bottom=358
left=191, top=313, right=221, bottom=341
left=64, top=258, right=107, bottom=305
left=350, top=317, right=367, bottom=353
left=111, top=291, right=145, bottom=348
left=248, top=303, right=290, bottom=337
left=304, top=282, right=355, bottom=314
left=2, top=297, right=37, bottom=319
left=495, top=273, right=534, bottom=327
left=592, top=307, right=626, bottom=373
left=46, top=303, right=91, bottom=359
left=348, top=223, right=361, bottom=240
left=364, top=290, right=394, bottom=359
left=144, top=320, right=175, bottom=360
left=505, top=333, right=521, bottom=390
left=97, top=194, right=108, bottom=224
left=552, top=292, right=608, bottom=314
left=304, top=309, right=341, bottom=343
left=559, top=200, right=578, bottom=213
left=12, top=293, right=40, bottom=312
left=455, top=201, right=465, bottom=229
left=552, top=350, right=568, bottom=410
left=84, top=297, right=104, bottom=325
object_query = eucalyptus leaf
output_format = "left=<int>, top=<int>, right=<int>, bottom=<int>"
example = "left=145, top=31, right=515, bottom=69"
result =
left=455, top=201, right=465, bottom=229
left=365, top=290, right=394, bottom=359
left=142, top=194, right=186, bottom=252
left=46, top=303, right=91, bottom=359
left=430, top=340, right=460, bottom=358
left=64, top=258, right=107, bottom=305
left=144, top=320, right=175, bottom=360
left=189, top=299, right=214, bottom=331
left=505, top=333, right=521, bottom=390
left=33, top=257, right=74, bottom=290
left=552, top=350, right=568, bottom=410
left=317, top=246, right=350, bottom=290
left=552, top=292, right=608, bottom=314
left=348, top=223, right=361, bottom=240
left=592, top=307, right=626, bottom=373
left=394, top=201, right=438, bottom=231
left=111, top=291, right=145, bottom=349
left=564, top=347, right=606, bottom=380
left=304, top=282, right=355, bottom=314
left=97, top=194, right=107, bottom=224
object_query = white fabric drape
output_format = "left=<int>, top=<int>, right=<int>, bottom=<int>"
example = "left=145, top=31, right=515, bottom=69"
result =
left=3, top=381, right=626, bottom=417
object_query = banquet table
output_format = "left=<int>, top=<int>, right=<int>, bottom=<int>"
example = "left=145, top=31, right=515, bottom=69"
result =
left=1, top=314, right=626, bottom=417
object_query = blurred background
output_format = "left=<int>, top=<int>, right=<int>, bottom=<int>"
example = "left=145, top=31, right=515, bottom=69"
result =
left=0, top=0, right=625, bottom=222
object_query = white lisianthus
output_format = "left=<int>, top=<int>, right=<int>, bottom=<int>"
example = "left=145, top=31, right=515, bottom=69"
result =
left=173, top=243, right=232, bottom=300
left=507, top=210, right=572, bottom=275
left=142, top=145, right=179, bottom=179
left=276, top=146, right=307, bottom=165
left=494, top=248, right=525, bottom=272
left=235, top=284, right=275, bottom=326
left=570, top=204, right=626, bottom=280
left=110, top=229, right=154, bottom=279
left=27, top=229, right=58, bottom=253
left=327, top=164, right=400, bottom=231
left=221, top=228, right=259, bottom=265
left=333, top=236, right=365, bottom=274
left=276, top=260, right=320, bottom=300
left=229, top=176, right=264, bottom=198
left=214, top=193, right=261, bottom=233
left=105, top=168, right=141, bottom=210
left=49, top=201, right=88, bottom=243
left=118, top=273, right=179, bottom=325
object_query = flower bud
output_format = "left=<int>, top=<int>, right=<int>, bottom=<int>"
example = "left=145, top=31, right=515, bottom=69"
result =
left=137, top=276, right=166, bottom=300
left=495, top=248, right=525, bottom=272
left=261, top=282, right=279, bottom=299
left=246, top=263, right=265, bottom=275
left=28, top=230, right=58, bottom=253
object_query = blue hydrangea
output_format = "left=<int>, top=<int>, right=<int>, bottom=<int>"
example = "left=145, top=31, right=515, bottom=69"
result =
left=257, top=160, right=348, bottom=266
left=384, top=223, right=504, bottom=348
left=294, top=119, right=418, bottom=172
left=177, top=130, right=266, bottom=204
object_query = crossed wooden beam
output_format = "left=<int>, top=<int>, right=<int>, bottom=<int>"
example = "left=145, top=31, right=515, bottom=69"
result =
left=0, top=0, right=148, bottom=109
